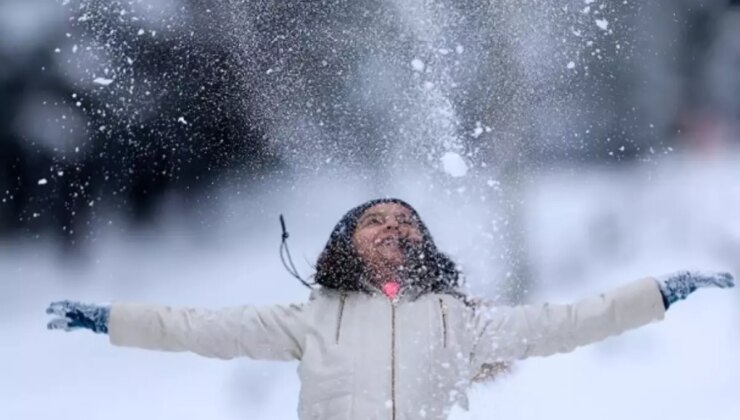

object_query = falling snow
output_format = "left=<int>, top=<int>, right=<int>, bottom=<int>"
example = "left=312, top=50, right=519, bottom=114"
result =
left=440, top=152, right=468, bottom=178
left=92, top=77, right=114, bottom=86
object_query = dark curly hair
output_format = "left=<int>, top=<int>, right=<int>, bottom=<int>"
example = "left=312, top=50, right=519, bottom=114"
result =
left=313, top=198, right=463, bottom=296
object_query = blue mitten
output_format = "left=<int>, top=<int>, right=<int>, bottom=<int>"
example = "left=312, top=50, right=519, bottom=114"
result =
left=657, top=271, right=735, bottom=309
left=46, top=300, right=110, bottom=334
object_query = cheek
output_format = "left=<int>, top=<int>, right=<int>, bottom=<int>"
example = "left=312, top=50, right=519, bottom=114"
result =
left=406, top=228, right=423, bottom=242
left=352, top=230, right=375, bottom=257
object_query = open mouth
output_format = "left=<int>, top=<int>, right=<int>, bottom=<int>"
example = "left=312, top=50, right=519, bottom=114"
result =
left=375, top=236, right=401, bottom=246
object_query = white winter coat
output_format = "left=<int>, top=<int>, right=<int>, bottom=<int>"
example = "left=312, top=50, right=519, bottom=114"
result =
left=108, top=277, right=665, bottom=420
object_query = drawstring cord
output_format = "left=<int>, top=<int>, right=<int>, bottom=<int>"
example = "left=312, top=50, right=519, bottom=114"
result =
left=279, top=214, right=313, bottom=289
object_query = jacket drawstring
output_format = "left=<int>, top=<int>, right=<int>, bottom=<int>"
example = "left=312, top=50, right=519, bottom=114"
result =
left=279, top=214, right=313, bottom=289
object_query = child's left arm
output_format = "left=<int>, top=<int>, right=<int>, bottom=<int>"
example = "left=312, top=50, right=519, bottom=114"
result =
left=468, top=271, right=734, bottom=368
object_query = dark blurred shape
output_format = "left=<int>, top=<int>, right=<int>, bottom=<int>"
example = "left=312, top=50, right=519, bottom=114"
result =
left=0, top=1, right=280, bottom=247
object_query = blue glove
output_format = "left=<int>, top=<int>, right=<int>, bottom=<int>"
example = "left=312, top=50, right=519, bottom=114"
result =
left=657, top=271, right=735, bottom=309
left=46, top=300, right=110, bottom=334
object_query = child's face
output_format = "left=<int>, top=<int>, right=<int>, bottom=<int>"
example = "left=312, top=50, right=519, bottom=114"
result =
left=351, top=202, right=424, bottom=275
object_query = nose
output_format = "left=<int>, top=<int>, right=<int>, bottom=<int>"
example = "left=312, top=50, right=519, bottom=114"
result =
left=384, top=218, right=400, bottom=230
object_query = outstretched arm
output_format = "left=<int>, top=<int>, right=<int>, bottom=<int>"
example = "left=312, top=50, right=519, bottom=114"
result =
left=46, top=300, right=310, bottom=361
left=470, top=271, right=734, bottom=367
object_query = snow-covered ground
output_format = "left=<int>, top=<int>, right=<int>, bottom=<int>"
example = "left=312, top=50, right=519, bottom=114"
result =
left=1, top=153, right=738, bottom=420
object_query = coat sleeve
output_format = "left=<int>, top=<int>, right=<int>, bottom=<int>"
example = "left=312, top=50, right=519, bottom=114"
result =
left=108, top=302, right=309, bottom=361
left=468, top=277, right=666, bottom=368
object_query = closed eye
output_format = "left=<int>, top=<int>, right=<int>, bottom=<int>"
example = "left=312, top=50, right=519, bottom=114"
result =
left=365, top=216, right=383, bottom=225
left=396, top=216, right=416, bottom=226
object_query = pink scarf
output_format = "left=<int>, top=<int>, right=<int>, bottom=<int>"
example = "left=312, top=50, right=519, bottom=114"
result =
left=381, top=281, right=401, bottom=300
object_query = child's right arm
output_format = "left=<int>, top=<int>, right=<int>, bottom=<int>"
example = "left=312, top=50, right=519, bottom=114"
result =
left=46, top=300, right=309, bottom=361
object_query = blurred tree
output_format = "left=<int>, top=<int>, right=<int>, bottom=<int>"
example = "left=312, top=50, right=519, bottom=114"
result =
left=0, top=0, right=280, bottom=247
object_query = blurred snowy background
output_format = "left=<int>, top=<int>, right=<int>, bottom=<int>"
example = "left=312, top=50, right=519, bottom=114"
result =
left=1, top=0, right=739, bottom=419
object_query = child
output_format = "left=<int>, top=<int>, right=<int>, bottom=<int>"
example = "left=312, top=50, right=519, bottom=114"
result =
left=47, top=198, right=735, bottom=420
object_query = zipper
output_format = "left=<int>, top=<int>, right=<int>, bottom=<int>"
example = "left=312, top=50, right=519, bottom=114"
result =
left=390, top=301, right=397, bottom=420
left=438, top=298, right=448, bottom=348
left=335, top=293, right=346, bottom=344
